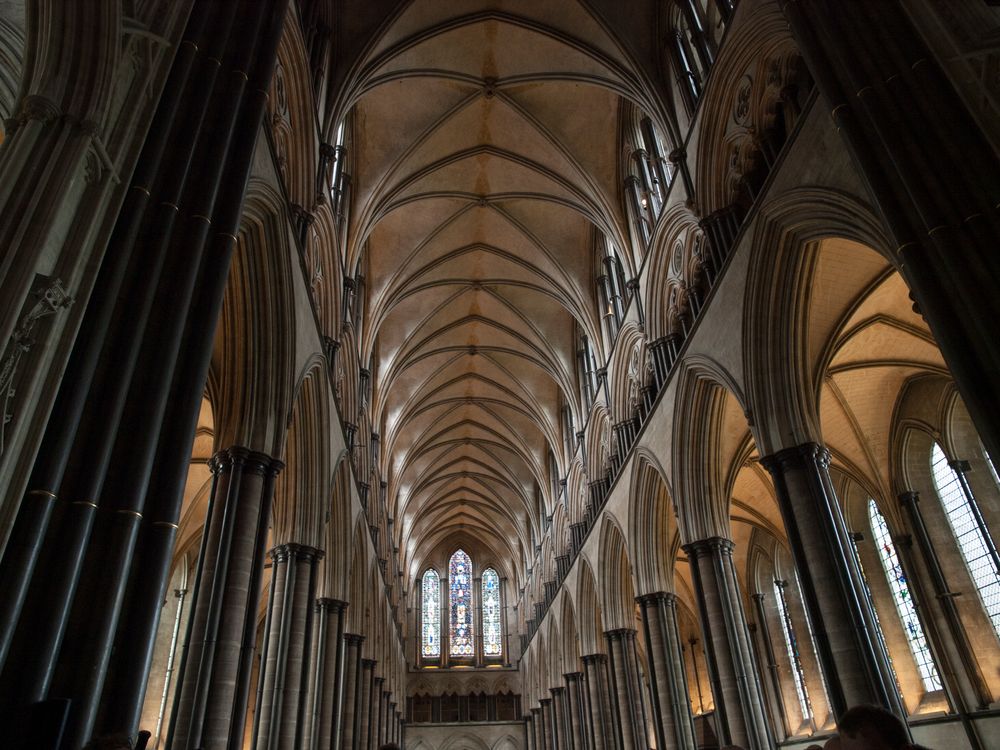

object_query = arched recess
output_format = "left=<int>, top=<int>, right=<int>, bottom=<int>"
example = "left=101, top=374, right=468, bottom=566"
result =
left=546, top=615, right=563, bottom=690
left=742, top=187, right=893, bottom=457
left=644, top=205, right=705, bottom=343
left=347, top=518, right=371, bottom=634
left=268, top=4, right=319, bottom=210
left=693, top=5, right=809, bottom=218
left=629, top=451, right=680, bottom=596
left=608, top=323, right=647, bottom=426
left=211, top=182, right=297, bottom=453
left=272, top=359, right=331, bottom=549
left=559, top=593, right=582, bottom=676
left=671, top=357, right=751, bottom=542
left=321, top=453, right=354, bottom=602
left=597, top=514, right=638, bottom=631
left=576, top=556, right=605, bottom=656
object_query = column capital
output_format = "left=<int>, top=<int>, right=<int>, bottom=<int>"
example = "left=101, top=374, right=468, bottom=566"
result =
left=345, top=633, right=366, bottom=646
left=581, top=652, right=607, bottom=665
left=898, top=489, right=920, bottom=507
left=361, top=658, right=377, bottom=669
left=269, top=542, right=325, bottom=562
left=316, top=597, right=349, bottom=612
left=681, top=536, right=734, bottom=558
left=374, top=676, right=385, bottom=685
left=751, top=591, right=765, bottom=603
left=530, top=707, right=541, bottom=716
left=604, top=627, right=637, bottom=641
left=550, top=686, right=565, bottom=696
left=563, top=671, right=584, bottom=682
left=636, top=590, right=676, bottom=607
left=539, top=697, right=552, bottom=706
left=759, top=441, right=830, bottom=472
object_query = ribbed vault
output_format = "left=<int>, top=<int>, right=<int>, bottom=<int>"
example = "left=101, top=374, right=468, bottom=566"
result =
left=341, top=1, right=662, bottom=593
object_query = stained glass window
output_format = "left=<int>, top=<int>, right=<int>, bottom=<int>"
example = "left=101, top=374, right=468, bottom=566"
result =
left=850, top=532, right=900, bottom=690
left=449, top=549, right=474, bottom=657
left=421, top=569, right=440, bottom=658
left=868, top=499, right=941, bottom=691
left=931, top=443, right=1000, bottom=639
left=773, top=581, right=811, bottom=721
left=482, top=568, right=502, bottom=657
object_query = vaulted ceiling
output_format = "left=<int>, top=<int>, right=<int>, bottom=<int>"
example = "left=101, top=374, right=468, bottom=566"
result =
left=338, top=1, right=663, bottom=589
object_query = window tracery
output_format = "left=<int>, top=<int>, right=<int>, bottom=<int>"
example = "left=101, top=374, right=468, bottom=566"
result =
left=422, top=569, right=440, bottom=658
left=773, top=580, right=811, bottom=722
left=867, top=499, right=940, bottom=691
left=930, top=442, right=1000, bottom=639
left=450, top=549, right=474, bottom=657
left=482, top=568, right=502, bottom=658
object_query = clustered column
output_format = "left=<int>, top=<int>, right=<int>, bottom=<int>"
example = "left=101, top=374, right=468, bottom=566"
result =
left=581, top=652, right=614, bottom=750
left=254, top=544, right=323, bottom=750
left=169, top=449, right=283, bottom=750
left=684, top=537, right=771, bottom=750
left=638, top=592, right=696, bottom=750
left=563, top=671, right=588, bottom=750
left=605, top=629, right=647, bottom=750
left=310, top=598, right=348, bottom=750
left=761, top=443, right=902, bottom=719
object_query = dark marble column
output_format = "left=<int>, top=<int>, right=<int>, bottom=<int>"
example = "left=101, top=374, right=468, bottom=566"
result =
left=638, top=592, right=696, bottom=750
left=539, top=698, right=554, bottom=750
left=530, top=707, right=542, bottom=750
left=255, top=544, right=323, bottom=750
left=683, top=537, right=771, bottom=750
left=761, top=443, right=902, bottom=718
left=312, top=599, right=348, bottom=750
left=564, top=672, right=588, bottom=750
left=338, top=634, right=364, bottom=750
left=581, top=653, right=614, bottom=750
left=167, top=449, right=282, bottom=750
left=524, top=713, right=535, bottom=750
left=550, top=687, right=567, bottom=750
left=357, top=658, right=376, bottom=750
left=605, top=629, right=647, bottom=749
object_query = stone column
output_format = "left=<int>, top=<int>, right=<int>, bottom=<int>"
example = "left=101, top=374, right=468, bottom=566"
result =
left=564, top=672, right=588, bottom=750
left=761, top=443, right=902, bottom=718
left=338, top=634, right=364, bottom=750
left=550, top=687, right=567, bottom=750
left=357, top=658, right=376, bottom=750
left=530, top=707, right=542, bottom=750
left=312, top=599, right=348, bottom=750
left=167, top=449, right=282, bottom=750
left=372, top=679, right=385, bottom=748
left=524, top=713, right=535, bottom=750
left=683, top=537, right=771, bottom=750
left=440, top=575, right=449, bottom=668
left=501, top=576, right=512, bottom=665
left=539, top=698, right=554, bottom=750
left=605, top=629, right=647, bottom=749
left=255, top=544, right=323, bottom=750
left=638, top=593, right=696, bottom=750
left=581, top=653, right=614, bottom=750
left=474, top=575, right=484, bottom=666
left=751, top=593, right=789, bottom=739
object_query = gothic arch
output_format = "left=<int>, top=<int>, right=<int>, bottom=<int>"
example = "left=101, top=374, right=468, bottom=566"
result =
left=693, top=3, right=803, bottom=216
left=608, top=323, right=647, bottom=427
left=742, top=186, right=893, bottom=457
left=321, top=452, right=355, bottom=601
left=597, top=514, right=637, bottom=631
left=272, top=359, right=331, bottom=549
left=575, top=556, right=604, bottom=655
left=211, top=182, right=298, bottom=453
left=671, top=356, right=750, bottom=541
left=629, top=451, right=680, bottom=596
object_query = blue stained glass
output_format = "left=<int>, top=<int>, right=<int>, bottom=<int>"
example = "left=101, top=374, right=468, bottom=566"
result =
left=421, top=569, right=440, bottom=658
left=482, top=568, right=502, bottom=657
left=868, top=499, right=940, bottom=691
left=449, top=549, right=474, bottom=657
